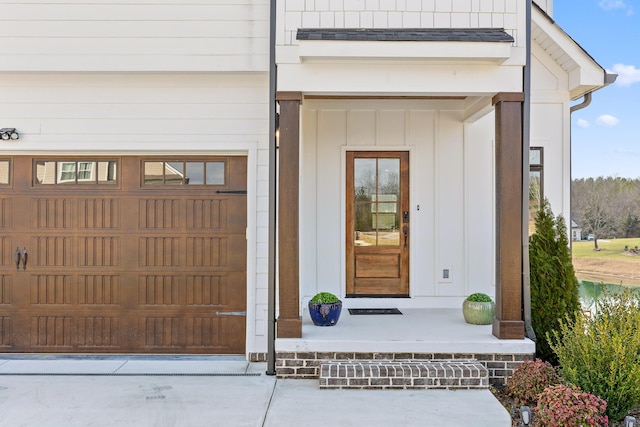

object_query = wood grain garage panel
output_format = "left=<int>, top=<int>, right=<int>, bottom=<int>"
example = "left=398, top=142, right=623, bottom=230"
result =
left=4, top=155, right=247, bottom=354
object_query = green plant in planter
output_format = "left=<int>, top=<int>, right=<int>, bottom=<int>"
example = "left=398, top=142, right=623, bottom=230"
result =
left=462, top=293, right=495, bottom=325
left=308, top=292, right=342, bottom=326
left=466, top=293, right=493, bottom=303
left=310, top=292, right=340, bottom=304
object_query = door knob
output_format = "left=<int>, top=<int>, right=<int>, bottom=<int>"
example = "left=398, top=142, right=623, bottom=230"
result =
left=403, top=225, right=408, bottom=248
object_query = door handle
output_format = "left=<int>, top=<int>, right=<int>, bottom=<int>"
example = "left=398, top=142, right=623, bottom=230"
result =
left=403, top=225, right=408, bottom=248
left=14, top=247, right=20, bottom=270
left=21, top=247, right=27, bottom=270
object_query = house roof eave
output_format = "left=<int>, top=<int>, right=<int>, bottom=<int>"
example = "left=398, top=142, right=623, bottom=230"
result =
left=532, top=3, right=609, bottom=95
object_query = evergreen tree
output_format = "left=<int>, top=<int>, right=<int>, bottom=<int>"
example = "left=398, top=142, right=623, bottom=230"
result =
left=529, top=199, right=581, bottom=365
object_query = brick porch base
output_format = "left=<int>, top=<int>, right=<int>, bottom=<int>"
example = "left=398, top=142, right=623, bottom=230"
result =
left=319, top=360, right=488, bottom=389
left=275, top=351, right=533, bottom=385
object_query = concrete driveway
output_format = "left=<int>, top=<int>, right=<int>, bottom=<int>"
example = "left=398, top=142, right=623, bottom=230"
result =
left=0, top=358, right=511, bottom=427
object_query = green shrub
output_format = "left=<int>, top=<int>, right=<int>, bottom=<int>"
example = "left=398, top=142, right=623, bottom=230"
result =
left=465, top=293, right=493, bottom=303
left=310, top=292, right=340, bottom=304
left=535, top=384, right=608, bottom=427
left=529, top=199, right=581, bottom=364
left=549, top=289, right=640, bottom=421
left=506, top=359, right=560, bottom=405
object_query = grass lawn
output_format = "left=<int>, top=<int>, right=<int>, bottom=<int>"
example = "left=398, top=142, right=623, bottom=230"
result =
left=572, top=237, right=640, bottom=286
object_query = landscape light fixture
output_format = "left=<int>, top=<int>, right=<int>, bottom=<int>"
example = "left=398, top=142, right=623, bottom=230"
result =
left=0, top=128, right=19, bottom=140
left=625, top=416, right=637, bottom=427
left=520, top=406, right=532, bottom=425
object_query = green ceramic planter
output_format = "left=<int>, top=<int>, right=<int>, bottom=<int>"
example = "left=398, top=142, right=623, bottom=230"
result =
left=462, top=300, right=495, bottom=325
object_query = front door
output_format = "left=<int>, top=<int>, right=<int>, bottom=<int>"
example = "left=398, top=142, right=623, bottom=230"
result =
left=346, top=151, right=409, bottom=297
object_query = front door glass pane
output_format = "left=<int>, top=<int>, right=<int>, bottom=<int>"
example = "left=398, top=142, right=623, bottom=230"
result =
left=376, top=158, right=400, bottom=246
left=354, top=159, right=376, bottom=246
left=353, top=157, right=400, bottom=247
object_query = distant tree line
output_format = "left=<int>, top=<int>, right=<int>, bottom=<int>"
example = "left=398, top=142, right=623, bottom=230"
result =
left=571, top=177, right=640, bottom=244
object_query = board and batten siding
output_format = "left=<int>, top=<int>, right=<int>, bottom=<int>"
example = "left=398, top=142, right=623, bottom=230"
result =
left=0, top=1, right=269, bottom=72
left=535, top=0, right=553, bottom=16
left=300, top=99, right=496, bottom=307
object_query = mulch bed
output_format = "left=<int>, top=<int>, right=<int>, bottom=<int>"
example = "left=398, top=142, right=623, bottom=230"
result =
left=490, top=384, right=640, bottom=426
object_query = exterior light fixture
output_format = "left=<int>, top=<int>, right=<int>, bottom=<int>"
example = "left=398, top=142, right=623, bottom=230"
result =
left=520, top=406, right=532, bottom=425
left=0, top=128, right=19, bottom=140
left=625, top=416, right=637, bottom=427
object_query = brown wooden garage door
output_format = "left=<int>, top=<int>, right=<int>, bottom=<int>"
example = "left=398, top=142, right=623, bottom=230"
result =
left=0, top=156, right=247, bottom=354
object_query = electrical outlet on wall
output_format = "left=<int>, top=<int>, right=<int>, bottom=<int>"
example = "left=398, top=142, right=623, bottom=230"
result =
left=439, top=266, right=453, bottom=283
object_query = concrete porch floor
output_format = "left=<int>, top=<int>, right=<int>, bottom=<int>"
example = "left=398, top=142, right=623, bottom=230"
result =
left=276, top=308, right=535, bottom=354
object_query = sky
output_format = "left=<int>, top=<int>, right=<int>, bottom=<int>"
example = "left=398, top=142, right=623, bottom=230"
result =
left=553, top=0, right=640, bottom=179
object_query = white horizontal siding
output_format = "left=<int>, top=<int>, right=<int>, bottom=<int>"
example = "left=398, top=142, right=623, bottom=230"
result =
left=0, top=73, right=269, bottom=148
left=0, top=21, right=269, bottom=38
left=0, top=3, right=267, bottom=20
left=2, top=38, right=266, bottom=56
left=0, top=2, right=269, bottom=72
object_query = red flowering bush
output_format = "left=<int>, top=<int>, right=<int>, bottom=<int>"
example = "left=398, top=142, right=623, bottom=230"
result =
left=506, top=359, right=560, bottom=405
left=536, top=384, right=608, bottom=427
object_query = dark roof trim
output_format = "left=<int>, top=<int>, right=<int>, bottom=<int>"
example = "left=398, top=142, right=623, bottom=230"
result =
left=296, top=28, right=514, bottom=42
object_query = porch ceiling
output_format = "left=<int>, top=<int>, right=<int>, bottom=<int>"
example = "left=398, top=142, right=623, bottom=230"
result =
left=300, top=95, right=495, bottom=123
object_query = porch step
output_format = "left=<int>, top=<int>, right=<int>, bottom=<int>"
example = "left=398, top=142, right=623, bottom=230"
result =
left=319, top=360, right=489, bottom=390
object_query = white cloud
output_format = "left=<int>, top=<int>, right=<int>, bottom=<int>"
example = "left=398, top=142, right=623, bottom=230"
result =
left=614, top=148, right=640, bottom=156
left=576, top=118, right=590, bottom=128
left=596, top=114, right=620, bottom=126
left=608, top=64, right=640, bottom=86
left=599, top=0, right=634, bottom=14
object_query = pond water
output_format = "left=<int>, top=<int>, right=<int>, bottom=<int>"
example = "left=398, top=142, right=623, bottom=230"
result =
left=579, top=280, right=640, bottom=315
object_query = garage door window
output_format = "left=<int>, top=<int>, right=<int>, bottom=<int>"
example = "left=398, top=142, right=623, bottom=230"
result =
left=143, top=160, right=225, bottom=186
left=34, top=160, right=118, bottom=185
left=0, top=160, right=9, bottom=185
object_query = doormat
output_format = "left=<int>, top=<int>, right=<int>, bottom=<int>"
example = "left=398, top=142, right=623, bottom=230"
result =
left=348, top=308, right=402, bottom=315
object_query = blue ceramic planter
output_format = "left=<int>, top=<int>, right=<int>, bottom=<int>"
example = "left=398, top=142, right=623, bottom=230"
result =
left=308, top=301, right=342, bottom=326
